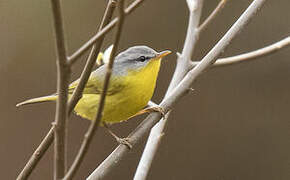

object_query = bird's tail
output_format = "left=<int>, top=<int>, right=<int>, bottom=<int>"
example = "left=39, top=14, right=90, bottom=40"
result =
left=16, top=95, right=57, bottom=107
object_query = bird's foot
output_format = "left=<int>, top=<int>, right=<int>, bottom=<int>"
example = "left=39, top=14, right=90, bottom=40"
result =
left=145, top=106, right=166, bottom=118
left=129, top=106, right=166, bottom=119
left=115, top=137, right=133, bottom=149
left=103, top=122, right=132, bottom=149
left=141, top=106, right=166, bottom=118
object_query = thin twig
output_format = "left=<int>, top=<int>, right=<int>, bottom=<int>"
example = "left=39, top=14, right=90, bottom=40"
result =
left=68, top=0, right=145, bottom=65
left=16, top=0, right=145, bottom=178
left=63, top=1, right=126, bottom=179
left=50, top=0, right=70, bottom=179
left=198, top=0, right=227, bottom=33
left=66, top=2, right=116, bottom=178
left=87, top=0, right=267, bottom=179
left=16, top=102, right=156, bottom=180
left=133, top=116, right=167, bottom=180
left=191, top=36, right=290, bottom=68
left=16, top=127, right=54, bottom=180
left=68, top=0, right=117, bottom=115
left=134, top=0, right=204, bottom=179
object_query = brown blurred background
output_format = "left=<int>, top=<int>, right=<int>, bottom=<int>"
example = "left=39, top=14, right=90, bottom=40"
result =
left=1, top=0, right=290, bottom=179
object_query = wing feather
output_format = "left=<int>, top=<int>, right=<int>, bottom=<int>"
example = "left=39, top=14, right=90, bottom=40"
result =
left=68, top=65, right=124, bottom=95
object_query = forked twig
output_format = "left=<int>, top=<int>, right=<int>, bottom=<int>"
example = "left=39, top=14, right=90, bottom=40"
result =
left=134, top=0, right=204, bottom=179
left=198, top=0, right=227, bottom=33
left=68, top=0, right=117, bottom=115
left=68, top=0, right=145, bottom=65
left=87, top=0, right=267, bottom=179
left=50, top=0, right=70, bottom=179
left=16, top=1, right=145, bottom=179
left=16, top=127, right=54, bottom=180
left=191, top=36, right=290, bottom=67
left=63, top=1, right=126, bottom=179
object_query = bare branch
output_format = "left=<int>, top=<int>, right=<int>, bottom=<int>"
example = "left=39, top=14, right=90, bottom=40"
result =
left=191, top=36, right=290, bottom=68
left=87, top=0, right=267, bottom=179
left=68, top=0, right=145, bottom=65
left=16, top=127, right=54, bottom=180
left=16, top=0, right=145, bottom=178
left=50, top=0, right=70, bottom=179
left=63, top=1, right=126, bottom=179
left=133, top=115, right=167, bottom=180
left=147, top=101, right=158, bottom=107
left=68, top=0, right=117, bottom=115
left=134, top=0, right=204, bottom=179
left=198, top=0, right=227, bottom=33
left=16, top=100, right=156, bottom=180
left=17, top=0, right=113, bottom=177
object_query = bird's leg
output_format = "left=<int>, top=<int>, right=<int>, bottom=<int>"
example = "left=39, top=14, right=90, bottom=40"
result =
left=103, top=122, right=132, bottom=149
left=130, top=106, right=166, bottom=119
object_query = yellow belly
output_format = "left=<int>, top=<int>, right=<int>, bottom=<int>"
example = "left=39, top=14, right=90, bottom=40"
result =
left=74, top=89, right=149, bottom=123
left=74, top=59, right=161, bottom=124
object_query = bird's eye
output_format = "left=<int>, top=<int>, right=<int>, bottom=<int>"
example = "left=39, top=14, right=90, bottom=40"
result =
left=137, top=56, right=146, bottom=62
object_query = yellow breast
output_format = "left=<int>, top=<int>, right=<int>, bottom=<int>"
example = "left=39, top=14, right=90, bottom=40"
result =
left=74, top=59, right=161, bottom=124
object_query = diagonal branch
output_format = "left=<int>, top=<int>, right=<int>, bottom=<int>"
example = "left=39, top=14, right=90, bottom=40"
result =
left=191, top=36, right=290, bottom=67
left=87, top=0, right=267, bottom=179
left=16, top=1, right=116, bottom=180
left=134, top=0, right=204, bottom=179
left=16, top=127, right=54, bottom=180
left=16, top=0, right=146, bottom=178
left=63, top=1, right=126, bottom=179
left=198, top=0, right=227, bottom=33
left=50, top=0, right=70, bottom=179
left=68, top=0, right=117, bottom=115
left=68, top=0, right=145, bottom=65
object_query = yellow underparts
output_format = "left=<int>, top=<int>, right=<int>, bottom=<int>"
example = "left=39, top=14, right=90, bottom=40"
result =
left=74, top=59, right=161, bottom=124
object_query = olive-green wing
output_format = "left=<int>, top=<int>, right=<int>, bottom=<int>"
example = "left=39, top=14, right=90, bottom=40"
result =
left=68, top=68, right=124, bottom=95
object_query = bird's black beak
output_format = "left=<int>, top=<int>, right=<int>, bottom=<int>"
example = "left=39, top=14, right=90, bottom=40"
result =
left=156, top=50, right=172, bottom=59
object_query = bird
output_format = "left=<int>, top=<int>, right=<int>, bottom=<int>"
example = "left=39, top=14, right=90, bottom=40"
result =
left=16, top=46, right=171, bottom=147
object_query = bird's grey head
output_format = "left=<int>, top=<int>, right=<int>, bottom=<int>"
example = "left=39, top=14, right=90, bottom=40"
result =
left=111, top=46, right=159, bottom=74
left=115, top=46, right=158, bottom=63
left=106, top=46, right=171, bottom=76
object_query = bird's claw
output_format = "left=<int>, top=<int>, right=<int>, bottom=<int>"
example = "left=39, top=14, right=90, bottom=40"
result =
left=129, top=106, right=166, bottom=119
left=147, top=106, right=166, bottom=118
left=116, top=137, right=133, bottom=149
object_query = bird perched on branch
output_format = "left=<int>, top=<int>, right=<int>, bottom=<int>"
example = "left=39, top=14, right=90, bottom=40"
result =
left=17, top=46, right=171, bottom=147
